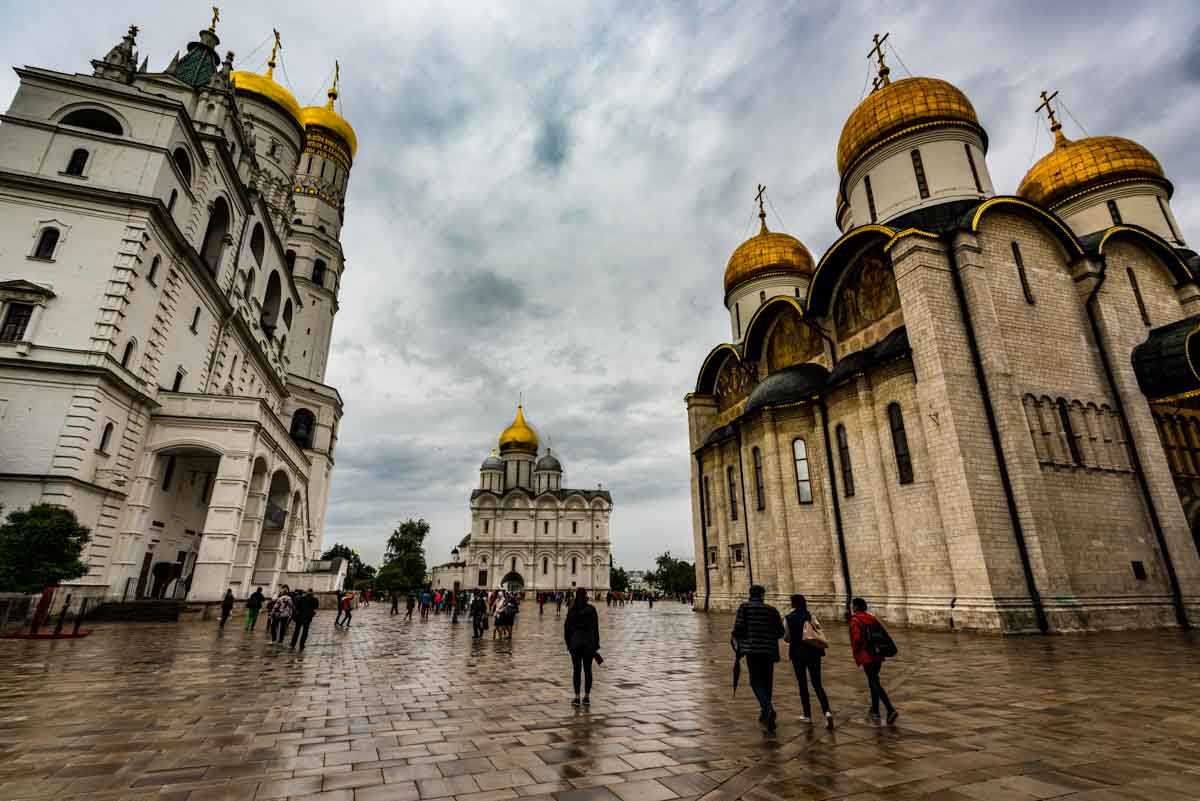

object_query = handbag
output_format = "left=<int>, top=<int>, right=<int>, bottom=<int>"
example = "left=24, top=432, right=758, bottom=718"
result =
left=801, top=615, right=828, bottom=651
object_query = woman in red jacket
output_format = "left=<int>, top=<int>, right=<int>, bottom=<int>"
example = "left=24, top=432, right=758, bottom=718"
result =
left=848, top=597, right=898, bottom=724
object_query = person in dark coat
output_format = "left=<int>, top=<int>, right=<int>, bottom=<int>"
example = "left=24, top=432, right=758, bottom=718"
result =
left=470, top=592, right=487, bottom=639
left=564, top=588, right=601, bottom=706
left=849, top=597, right=898, bottom=723
left=732, top=585, right=785, bottom=732
left=785, top=594, right=833, bottom=729
left=290, top=589, right=319, bottom=650
left=219, top=588, right=235, bottom=628
left=244, top=587, right=265, bottom=631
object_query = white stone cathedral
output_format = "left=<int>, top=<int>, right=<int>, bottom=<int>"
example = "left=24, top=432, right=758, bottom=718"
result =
left=0, top=18, right=356, bottom=602
left=430, top=406, right=613, bottom=593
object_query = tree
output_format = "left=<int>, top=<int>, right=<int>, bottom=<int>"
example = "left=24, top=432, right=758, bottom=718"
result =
left=0, top=504, right=91, bottom=592
left=651, top=551, right=696, bottom=596
left=321, top=543, right=367, bottom=583
left=609, top=566, right=630, bottom=592
left=383, top=518, right=429, bottom=590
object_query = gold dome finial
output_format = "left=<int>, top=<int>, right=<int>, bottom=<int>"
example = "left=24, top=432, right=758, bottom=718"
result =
left=499, top=403, right=539, bottom=454
left=755, top=184, right=768, bottom=234
left=1036, top=89, right=1067, bottom=147
left=266, top=28, right=281, bottom=79
left=208, top=6, right=220, bottom=34
left=326, top=60, right=341, bottom=108
left=869, top=32, right=891, bottom=91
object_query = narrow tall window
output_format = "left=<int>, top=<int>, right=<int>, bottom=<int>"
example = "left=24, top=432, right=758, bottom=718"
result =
left=837, top=424, right=855, bottom=497
left=171, top=370, right=184, bottom=392
left=0, top=303, right=34, bottom=342
left=98, top=422, right=114, bottom=453
left=1012, top=241, right=1035, bottom=305
left=910, top=149, right=929, bottom=199
left=511, top=556, right=517, bottom=572
left=543, top=557, right=549, bottom=574
left=483, top=520, right=489, bottom=534
left=1106, top=199, right=1123, bottom=225
left=726, top=466, right=738, bottom=521
left=285, top=250, right=296, bottom=274
left=513, top=520, right=518, bottom=534
left=65, top=148, right=88, bottom=176
left=167, top=189, right=178, bottom=213
left=34, top=228, right=59, bottom=260
left=572, top=521, right=578, bottom=534
left=162, top=455, right=177, bottom=491
left=752, top=447, right=765, bottom=511
left=759, top=290, right=766, bottom=305
left=312, top=259, right=327, bottom=287
left=1157, top=196, right=1181, bottom=241
left=703, top=476, right=712, bottom=525
left=543, top=521, right=549, bottom=534
left=793, top=439, right=813, bottom=504
left=120, top=340, right=135, bottom=369
left=965, top=144, right=983, bottom=193
left=888, top=403, right=914, bottom=484
left=1057, top=398, right=1083, bottom=466
left=190, top=307, right=202, bottom=332
left=735, top=304, right=741, bottom=339
left=147, top=256, right=160, bottom=285
left=864, top=175, right=878, bottom=223
left=1128, top=267, right=1151, bottom=326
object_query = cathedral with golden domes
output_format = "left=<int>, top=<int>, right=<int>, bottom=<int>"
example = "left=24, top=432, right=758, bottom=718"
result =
left=430, top=405, right=613, bottom=594
left=686, top=38, right=1200, bottom=632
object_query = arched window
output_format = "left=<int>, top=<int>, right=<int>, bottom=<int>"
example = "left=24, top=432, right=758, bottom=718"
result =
left=65, top=148, right=88, bottom=176
left=1056, top=398, right=1083, bottom=466
left=726, top=466, right=738, bottom=521
left=837, top=424, right=855, bottom=497
left=511, top=556, right=517, bottom=572
left=282, top=300, right=293, bottom=330
left=60, top=108, right=122, bottom=136
left=120, top=339, right=136, bottom=369
left=33, top=227, right=60, bottom=260
left=172, top=147, right=192, bottom=185
left=571, top=557, right=577, bottom=575
left=200, top=197, right=230, bottom=273
left=752, top=447, right=765, bottom=511
left=261, top=271, right=282, bottom=334
left=512, top=521, right=518, bottom=534
left=190, top=307, right=202, bottom=332
left=289, top=408, right=316, bottom=449
left=793, top=439, right=813, bottom=503
left=543, top=557, right=549, bottom=575
left=759, top=290, right=766, bottom=305
left=285, top=250, right=296, bottom=274
left=249, top=224, right=265, bottom=266
left=910, top=149, right=929, bottom=199
left=167, top=189, right=178, bottom=213
left=312, top=258, right=327, bottom=288
left=888, top=403, right=914, bottom=484
left=98, top=422, right=114, bottom=453
left=147, top=255, right=160, bottom=285
left=483, top=520, right=489, bottom=534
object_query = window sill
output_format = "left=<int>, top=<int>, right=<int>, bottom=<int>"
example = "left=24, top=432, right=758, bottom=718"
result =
left=57, top=171, right=88, bottom=180
left=26, top=256, right=54, bottom=263
left=94, top=448, right=110, bottom=457
left=189, top=326, right=199, bottom=335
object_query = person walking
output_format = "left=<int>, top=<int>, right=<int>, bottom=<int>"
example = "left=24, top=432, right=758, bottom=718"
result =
left=219, top=588, right=235, bottom=628
left=390, top=590, right=399, bottom=615
left=732, top=585, right=785, bottom=733
left=564, top=588, right=601, bottom=706
left=245, top=586, right=265, bottom=631
left=470, top=592, right=487, bottom=639
left=405, top=593, right=416, bottom=621
left=785, top=594, right=833, bottom=729
left=849, top=597, right=898, bottom=724
left=270, top=585, right=294, bottom=643
left=337, top=591, right=354, bottom=628
left=555, top=593, right=563, bottom=616
left=290, top=588, right=319, bottom=649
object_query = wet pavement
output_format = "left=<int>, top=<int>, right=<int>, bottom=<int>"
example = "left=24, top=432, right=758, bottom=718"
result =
left=0, top=601, right=1198, bottom=801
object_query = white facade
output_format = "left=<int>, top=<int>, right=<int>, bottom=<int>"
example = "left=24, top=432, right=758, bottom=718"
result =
left=430, top=407, right=613, bottom=593
left=0, top=21, right=355, bottom=602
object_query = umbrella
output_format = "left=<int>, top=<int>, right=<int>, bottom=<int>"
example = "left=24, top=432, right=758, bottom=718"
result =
left=730, top=636, right=742, bottom=697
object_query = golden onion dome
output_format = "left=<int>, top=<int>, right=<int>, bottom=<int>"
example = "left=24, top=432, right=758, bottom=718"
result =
left=724, top=218, right=815, bottom=296
left=498, top=405, right=539, bottom=454
left=302, top=89, right=358, bottom=159
left=837, top=76, right=982, bottom=176
left=1017, top=132, right=1168, bottom=210
left=231, top=70, right=305, bottom=132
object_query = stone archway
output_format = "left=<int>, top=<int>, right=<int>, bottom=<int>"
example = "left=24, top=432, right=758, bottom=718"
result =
left=251, top=470, right=292, bottom=591
left=500, top=571, right=524, bottom=592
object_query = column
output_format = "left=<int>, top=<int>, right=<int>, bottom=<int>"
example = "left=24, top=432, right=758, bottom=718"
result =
left=856, top=377, right=907, bottom=611
left=189, top=452, right=250, bottom=601
left=759, top=413, right=794, bottom=594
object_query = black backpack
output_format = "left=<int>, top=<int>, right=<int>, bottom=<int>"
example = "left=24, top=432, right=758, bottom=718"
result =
left=863, top=619, right=898, bottom=658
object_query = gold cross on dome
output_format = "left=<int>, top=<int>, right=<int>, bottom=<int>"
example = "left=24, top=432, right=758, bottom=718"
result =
left=1036, top=89, right=1061, bottom=131
left=209, top=6, right=220, bottom=33
left=869, top=32, right=891, bottom=88
left=267, top=29, right=281, bottom=77
left=755, top=184, right=768, bottom=232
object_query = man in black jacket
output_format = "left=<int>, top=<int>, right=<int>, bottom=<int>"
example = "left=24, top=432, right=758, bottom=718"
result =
left=732, top=585, right=785, bottom=732
left=290, top=589, right=320, bottom=650
left=244, top=587, right=265, bottom=631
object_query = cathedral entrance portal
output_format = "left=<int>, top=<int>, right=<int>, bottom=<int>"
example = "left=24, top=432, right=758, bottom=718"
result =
left=501, top=571, right=524, bottom=593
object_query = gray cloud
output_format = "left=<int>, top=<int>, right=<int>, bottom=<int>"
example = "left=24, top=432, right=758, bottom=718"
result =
left=7, top=0, right=1200, bottom=569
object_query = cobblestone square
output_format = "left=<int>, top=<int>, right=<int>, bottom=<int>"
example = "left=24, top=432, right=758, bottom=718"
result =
left=1, top=603, right=1198, bottom=801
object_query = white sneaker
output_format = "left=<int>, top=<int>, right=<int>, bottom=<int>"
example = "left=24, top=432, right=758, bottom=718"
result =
left=798, top=715, right=811, bottom=723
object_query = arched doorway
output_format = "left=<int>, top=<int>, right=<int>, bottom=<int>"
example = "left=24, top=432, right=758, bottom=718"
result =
left=251, top=470, right=291, bottom=590
left=139, top=444, right=222, bottom=600
left=500, top=571, right=524, bottom=592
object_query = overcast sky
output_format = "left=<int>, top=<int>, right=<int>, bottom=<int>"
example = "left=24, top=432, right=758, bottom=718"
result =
left=4, top=1, right=1200, bottom=570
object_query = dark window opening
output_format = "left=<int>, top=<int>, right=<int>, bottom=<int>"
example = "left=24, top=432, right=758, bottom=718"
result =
left=910, top=149, right=929, bottom=199
left=478, top=569, right=488, bottom=586
left=1057, top=398, right=1084, bottom=466
left=888, top=403, right=914, bottom=484
left=483, top=520, right=489, bottom=534
left=1012, top=241, right=1035, bottom=305
left=172, top=148, right=192, bottom=185
left=34, top=228, right=60, bottom=260
left=65, top=148, right=88, bottom=176
left=752, top=447, right=765, bottom=511
left=0, top=303, right=34, bottom=342
left=200, top=197, right=230, bottom=273
left=120, top=340, right=135, bottom=368
left=571, top=557, right=577, bottom=575
left=289, top=408, right=316, bottom=449
left=759, top=290, right=766, bottom=305
left=200, top=474, right=213, bottom=506
left=285, top=250, right=296, bottom=274
left=543, top=521, right=549, bottom=534
left=837, top=424, right=855, bottom=497
left=167, top=189, right=178, bottom=213
left=513, top=521, right=518, bottom=534
left=793, top=438, right=813, bottom=503
left=171, top=370, right=184, bottom=392
left=1106, top=199, right=1123, bottom=225
left=190, top=307, right=201, bottom=332
left=864, top=174, right=878, bottom=223
left=249, top=224, right=265, bottom=266
left=61, top=108, right=122, bottom=136
left=98, top=422, right=114, bottom=453
left=1131, top=561, right=1147, bottom=580
left=1128, top=267, right=1151, bottom=326
left=572, top=521, right=578, bottom=534
left=543, top=557, right=549, bottom=574
left=147, top=256, right=160, bottom=285
left=965, top=144, right=983, bottom=193
left=703, top=476, right=712, bottom=526
left=726, top=466, right=738, bottom=521
left=312, top=259, right=327, bottom=288
left=162, top=454, right=176, bottom=491
left=735, top=304, right=741, bottom=339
